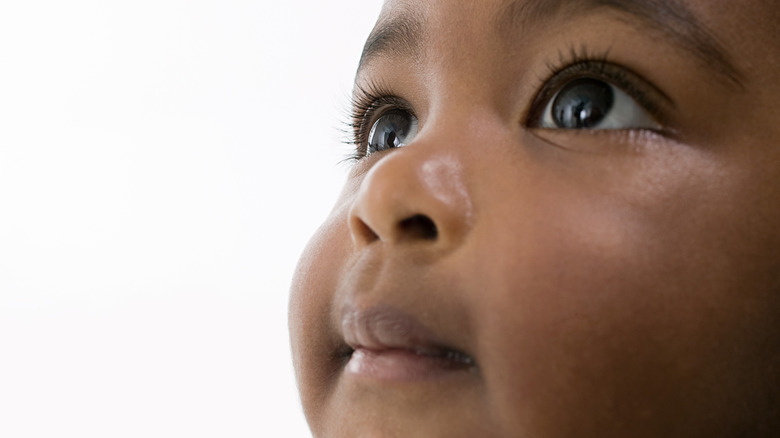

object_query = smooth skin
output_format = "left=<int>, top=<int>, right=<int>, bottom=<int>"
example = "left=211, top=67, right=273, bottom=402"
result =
left=289, top=0, right=780, bottom=436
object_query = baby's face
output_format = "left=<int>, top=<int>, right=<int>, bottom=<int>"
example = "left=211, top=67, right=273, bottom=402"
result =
left=289, top=0, right=780, bottom=436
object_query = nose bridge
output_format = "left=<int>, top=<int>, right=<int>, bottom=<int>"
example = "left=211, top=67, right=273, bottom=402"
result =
left=348, top=138, right=474, bottom=250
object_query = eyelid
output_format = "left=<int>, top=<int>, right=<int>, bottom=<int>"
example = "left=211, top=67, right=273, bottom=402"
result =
left=348, top=82, right=415, bottom=159
left=526, top=59, right=675, bottom=132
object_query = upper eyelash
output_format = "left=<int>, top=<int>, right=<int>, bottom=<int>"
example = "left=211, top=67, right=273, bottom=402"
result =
left=527, top=45, right=674, bottom=129
left=530, top=45, right=614, bottom=110
left=343, top=81, right=411, bottom=160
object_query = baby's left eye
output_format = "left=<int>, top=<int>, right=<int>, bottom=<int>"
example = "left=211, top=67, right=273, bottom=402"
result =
left=539, top=77, right=659, bottom=130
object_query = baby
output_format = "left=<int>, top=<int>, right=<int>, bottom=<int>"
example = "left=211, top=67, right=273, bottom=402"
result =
left=289, top=0, right=780, bottom=436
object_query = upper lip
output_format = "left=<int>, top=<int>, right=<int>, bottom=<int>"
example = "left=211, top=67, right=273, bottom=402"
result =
left=340, top=304, right=475, bottom=364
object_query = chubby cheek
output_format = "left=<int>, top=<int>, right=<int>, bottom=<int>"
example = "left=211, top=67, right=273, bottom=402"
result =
left=469, top=181, right=780, bottom=436
left=288, top=201, right=353, bottom=424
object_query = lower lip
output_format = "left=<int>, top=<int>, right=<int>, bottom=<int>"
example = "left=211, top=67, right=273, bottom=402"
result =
left=345, top=348, right=472, bottom=382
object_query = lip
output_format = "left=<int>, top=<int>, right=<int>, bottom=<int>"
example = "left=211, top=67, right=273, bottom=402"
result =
left=341, top=305, right=475, bottom=381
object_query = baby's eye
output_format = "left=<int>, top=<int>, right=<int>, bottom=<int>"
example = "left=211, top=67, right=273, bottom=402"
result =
left=366, top=109, right=419, bottom=155
left=538, top=77, right=659, bottom=130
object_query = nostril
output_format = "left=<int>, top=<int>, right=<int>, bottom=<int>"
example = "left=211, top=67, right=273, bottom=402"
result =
left=398, top=214, right=438, bottom=241
left=351, top=215, right=380, bottom=245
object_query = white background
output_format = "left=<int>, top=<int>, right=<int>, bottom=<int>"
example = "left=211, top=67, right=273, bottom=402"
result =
left=0, top=1, right=383, bottom=436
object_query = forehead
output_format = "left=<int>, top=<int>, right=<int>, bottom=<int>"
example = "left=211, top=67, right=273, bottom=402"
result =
left=373, top=0, right=780, bottom=55
left=380, top=0, right=780, bottom=23
left=365, top=0, right=780, bottom=90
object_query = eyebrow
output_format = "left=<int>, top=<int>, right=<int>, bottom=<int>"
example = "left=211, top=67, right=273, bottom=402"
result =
left=357, top=0, right=743, bottom=87
left=358, top=10, right=425, bottom=72
left=498, top=0, right=743, bottom=86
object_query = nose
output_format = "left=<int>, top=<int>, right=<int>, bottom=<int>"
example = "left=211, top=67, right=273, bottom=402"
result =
left=348, top=148, right=474, bottom=250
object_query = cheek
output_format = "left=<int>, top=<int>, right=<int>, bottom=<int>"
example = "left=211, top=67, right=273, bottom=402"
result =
left=289, top=174, right=363, bottom=381
left=469, top=193, right=661, bottom=432
left=468, top=175, right=780, bottom=435
left=288, top=204, right=353, bottom=421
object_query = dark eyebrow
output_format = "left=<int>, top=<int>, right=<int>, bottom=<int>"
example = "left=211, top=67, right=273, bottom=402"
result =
left=357, top=10, right=425, bottom=74
left=496, top=0, right=744, bottom=87
left=358, top=0, right=744, bottom=89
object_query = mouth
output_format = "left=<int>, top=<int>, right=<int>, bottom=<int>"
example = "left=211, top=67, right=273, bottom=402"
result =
left=340, top=305, right=476, bottom=382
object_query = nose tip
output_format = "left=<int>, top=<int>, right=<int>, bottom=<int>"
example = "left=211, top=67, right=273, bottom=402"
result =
left=348, top=150, right=472, bottom=250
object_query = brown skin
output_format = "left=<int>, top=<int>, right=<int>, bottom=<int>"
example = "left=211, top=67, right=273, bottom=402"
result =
left=289, top=0, right=780, bottom=436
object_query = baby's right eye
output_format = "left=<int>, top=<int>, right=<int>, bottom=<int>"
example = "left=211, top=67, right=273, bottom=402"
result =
left=366, top=109, right=419, bottom=156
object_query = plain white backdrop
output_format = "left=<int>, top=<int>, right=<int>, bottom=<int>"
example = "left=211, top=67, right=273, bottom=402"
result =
left=0, top=1, right=383, bottom=436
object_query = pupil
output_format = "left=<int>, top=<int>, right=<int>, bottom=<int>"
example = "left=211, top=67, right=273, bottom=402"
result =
left=386, top=131, right=398, bottom=148
left=552, top=78, right=614, bottom=129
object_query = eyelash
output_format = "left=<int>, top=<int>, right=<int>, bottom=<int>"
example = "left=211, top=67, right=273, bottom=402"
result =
left=343, top=45, right=670, bottom=161
left=343, top=81, right=412, bottom=161
left=527, top=45, right=670, bottom=128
